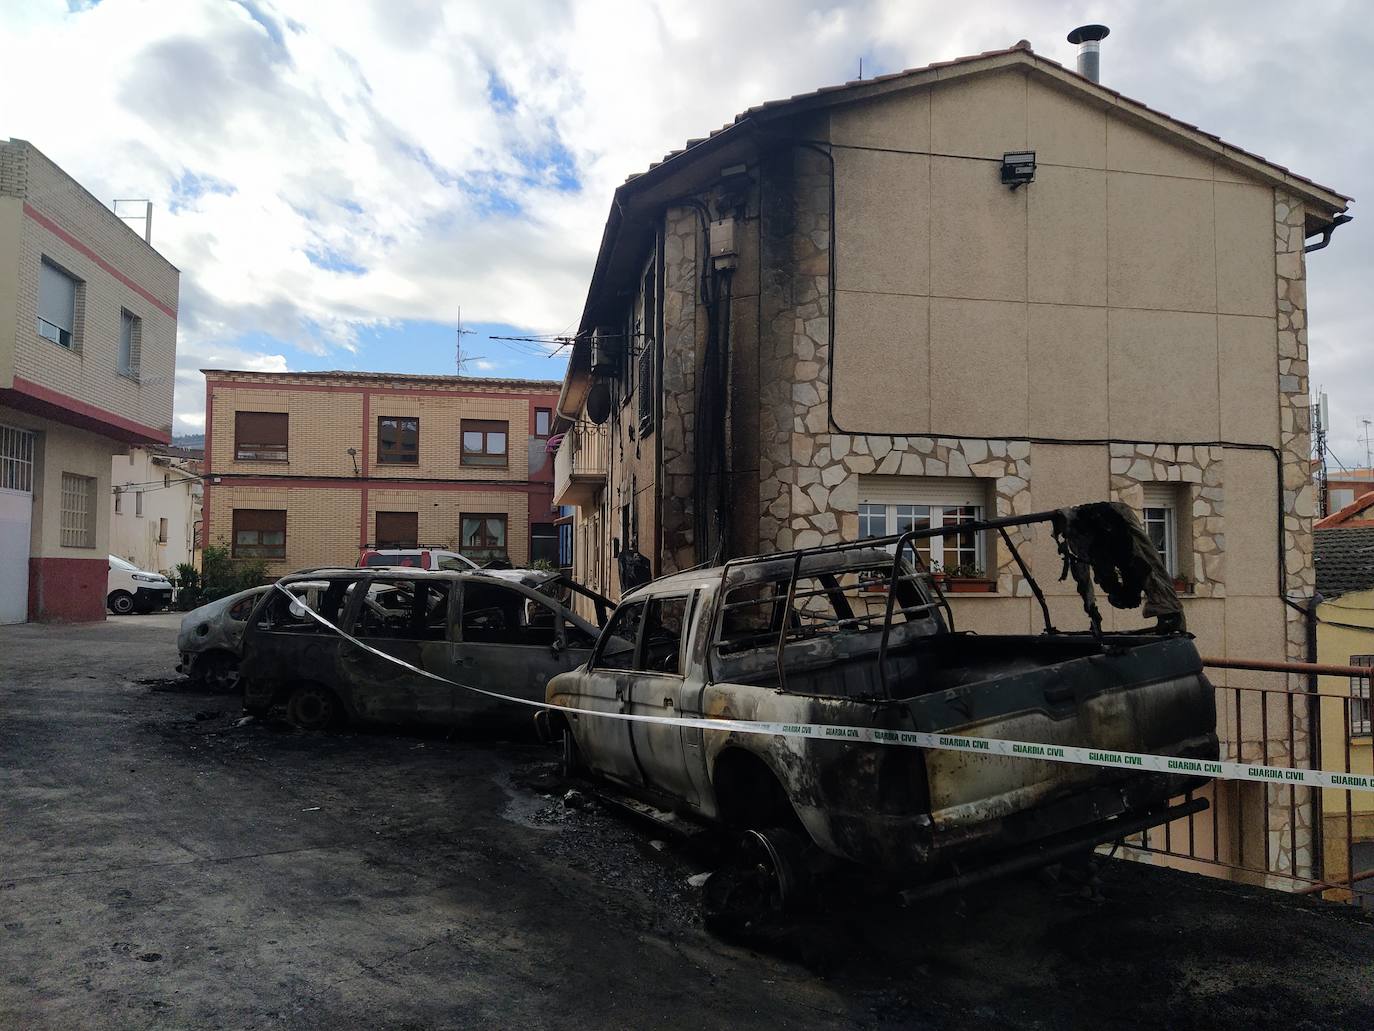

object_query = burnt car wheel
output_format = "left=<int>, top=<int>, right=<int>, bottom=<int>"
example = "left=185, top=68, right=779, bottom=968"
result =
left=560, top=727, right=584, bottom=780
left=285, top=684, right=343, bottom=731
left=702, top=827, right=810, bottom=934
left=193, top=651, right=240, bottom=691
left=108, top=591, right=136, bottom=615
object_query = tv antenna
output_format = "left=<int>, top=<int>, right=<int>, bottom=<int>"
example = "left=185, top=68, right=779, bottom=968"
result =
left=113, top=199, right=153, bottom=244
left=455, top=306, right=477, bottom=373
left=1314, top=391, right=1329, bottom=517
left=1361, top=417, right=1374, bottom=472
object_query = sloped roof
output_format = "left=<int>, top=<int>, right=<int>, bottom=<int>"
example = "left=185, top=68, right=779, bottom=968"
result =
left=1316, top=527, right=1374, bottom=599
left=1317, top=492, right=1374, bottom=529
left=626, top=39, right=1350, bottom=208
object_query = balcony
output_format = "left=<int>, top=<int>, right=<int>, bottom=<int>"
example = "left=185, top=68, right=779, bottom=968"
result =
left=553, top=421, right=608, bottom=507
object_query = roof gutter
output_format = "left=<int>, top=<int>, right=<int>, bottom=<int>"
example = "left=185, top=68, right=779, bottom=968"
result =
left=1304, top=213, right=1354, bottom=253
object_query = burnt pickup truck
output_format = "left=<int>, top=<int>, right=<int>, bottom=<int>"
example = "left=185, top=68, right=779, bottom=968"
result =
left=542, top=503, right=1218, bottom=905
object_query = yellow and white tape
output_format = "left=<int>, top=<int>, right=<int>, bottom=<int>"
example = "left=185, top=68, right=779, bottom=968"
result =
left=271, top=584, right=1374, bottom=794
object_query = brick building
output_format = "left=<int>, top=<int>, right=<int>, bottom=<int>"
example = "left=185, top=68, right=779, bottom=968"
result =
left=203, top=370, right=562, bottom=574
left=0, top=139, right=178, bottom=622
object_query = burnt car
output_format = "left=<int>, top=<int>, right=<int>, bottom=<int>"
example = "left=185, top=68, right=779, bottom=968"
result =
left=240, top=567, right=612, bottom=730
left=176, top=582, right=327, bottom=688
left=542, top=502, right=1218, bottom=907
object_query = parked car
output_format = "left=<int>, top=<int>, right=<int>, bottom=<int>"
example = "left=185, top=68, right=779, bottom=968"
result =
left=107, top=555, right=172, bottom=614
left=176, top=582, right=326, bottom=689
left=542, top=502, right=1218, bottom=911
left=357, top=548, right=479, bottom=571
left=239, top=568, right=613, bottom=730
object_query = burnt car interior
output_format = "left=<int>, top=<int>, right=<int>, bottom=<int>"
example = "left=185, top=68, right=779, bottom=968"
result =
left=707, top=503, right=1189, bottom=702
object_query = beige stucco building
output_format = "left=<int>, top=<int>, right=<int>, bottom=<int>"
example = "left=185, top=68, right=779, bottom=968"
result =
left=110, top=444, right=202, bottom=576
left=203, top=370, right=562, bottom=576
left=0, top=139, right=178, bottom=622
left=554, top=41, right=1351, bottom=881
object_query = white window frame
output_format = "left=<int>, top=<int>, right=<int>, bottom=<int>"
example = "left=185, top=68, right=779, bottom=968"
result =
left=856, top=477, right=988, bottom=575
left=1351, top=655, right=1373, bottom=737
left=118, top=309, right=141, bottom=379
left=1141, top=484, right=1181, bottom=578
left=135, top=490, right=144, bottom=518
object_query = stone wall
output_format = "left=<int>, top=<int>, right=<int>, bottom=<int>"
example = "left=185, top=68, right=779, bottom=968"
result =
left=658, top=207, right=700, bottom=574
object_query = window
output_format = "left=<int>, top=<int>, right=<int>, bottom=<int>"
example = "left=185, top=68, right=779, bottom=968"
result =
left=118, top=309, right=141, bottom=378
left=256, top=580, right=351, bottom=635
left=232, top=509, right=286, bottom=559
left=356, top=579, right=451, bottom=641
left=642, top=595, right=689, bottom=675
left=234, top=412, right=289, bottom=461
left=0, top=424, right=35, bottom=492
left=1142, top=506, right=1176, bottom=575
left=377, top=416, right=419, bottom=464
left=460, top=513, right=507, bottom=564
left=530, top=522, right=560, bottom=565
left=376, top=511, right=419, bottom=549
left=460, top=581, right=557, bottom=645
left=135, top=490, right=144, bottom=517
left=593, top=599, right=645, bottom=671
left=60, top=473, right=96, bottom=548
left=638, top=266, right=656, bottom=436
left=461, top=420, right=508, bottom=467
left=114, top=489, right=123, bottom=515
left=158, top=517, right=168, bottom=543
left=535, top=408, right=552, bottom=437
left=857, top=494, right=983, bottom=574
left=37, top=259, right=78, bottom=348
left=1331, top=488, right=1357, bottom=511
left=1351, top=656, right=1373, bottom=737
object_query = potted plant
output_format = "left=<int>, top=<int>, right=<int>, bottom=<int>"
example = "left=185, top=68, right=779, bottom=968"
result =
left=1171, top=576, right=1192, bottom=595
left=943, top=563, right=997, bottom=594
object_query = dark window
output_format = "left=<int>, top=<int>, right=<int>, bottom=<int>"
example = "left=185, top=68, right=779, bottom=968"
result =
left=377, top=416, right=419, bottom=464
left=460, top=581, right=561, bottom=646
left=531, top=522, right=559, bottom=565
left=461, top=420, right=508, bottom=467
left=592, top=599, right=645, bottom=671
left=232, top=509, right=286, bottom=559
left=119, top=309, right=141, bottom=378
left=460, top=513, right=507, bottom=564
left=228, top=595, right=259, bottom=621
left=641, top=595, right=689, bottom=675
left=354, top=579, right=451, bottom=641
left=638, top=266, right=655, bottom=436
left=255, top=581, right=351, bottom=634
left=376, top=511, right=418, bottom=549
left=535, top=408, right=552, bottom=436
left=234, top=412, right=288, bottom=462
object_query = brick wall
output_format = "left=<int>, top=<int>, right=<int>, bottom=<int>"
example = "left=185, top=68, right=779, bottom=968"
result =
left=4, top=141, right=177, bottom=439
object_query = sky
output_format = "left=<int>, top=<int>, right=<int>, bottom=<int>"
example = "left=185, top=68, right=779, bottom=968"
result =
left=1, top=0, right=1370, bottom=461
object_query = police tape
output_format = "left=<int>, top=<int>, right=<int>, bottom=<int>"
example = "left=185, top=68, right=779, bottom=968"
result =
left=271, top=583, right=1374, bottom=795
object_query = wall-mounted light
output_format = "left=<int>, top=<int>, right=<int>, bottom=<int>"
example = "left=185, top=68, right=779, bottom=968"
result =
left=1000, top=151, right=1036, bottom=190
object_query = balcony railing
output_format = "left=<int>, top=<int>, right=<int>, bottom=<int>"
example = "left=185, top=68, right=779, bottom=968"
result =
left=553, top=421, right=608, bottom=507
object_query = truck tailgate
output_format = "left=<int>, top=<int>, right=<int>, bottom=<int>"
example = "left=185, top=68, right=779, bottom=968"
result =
left=902, top=636, right=1217, bottom=831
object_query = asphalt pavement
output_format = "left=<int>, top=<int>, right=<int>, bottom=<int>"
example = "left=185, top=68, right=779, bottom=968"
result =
left=2, top=616, right=1372, bottom=1030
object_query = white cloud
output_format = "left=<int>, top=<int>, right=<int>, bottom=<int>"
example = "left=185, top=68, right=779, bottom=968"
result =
left=2, top=0, right=1369, bottom=453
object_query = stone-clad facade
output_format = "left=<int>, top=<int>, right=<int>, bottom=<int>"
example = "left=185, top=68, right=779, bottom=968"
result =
left=556, top=43, right=1350, bottom=884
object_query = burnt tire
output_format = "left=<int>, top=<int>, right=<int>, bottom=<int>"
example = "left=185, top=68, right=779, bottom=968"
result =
left=285, top=684, right=343, bottom=731
left=702, top=827, right=811, bottom=935
left=560, top=727, right=584, bottom=780
left=193, top=651, right=240, bottom=692
left=108, top=591, right=136, bottom=615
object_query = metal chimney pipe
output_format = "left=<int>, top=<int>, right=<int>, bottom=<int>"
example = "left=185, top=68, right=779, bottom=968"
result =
left=1067, top=24, right=1110, bottom=83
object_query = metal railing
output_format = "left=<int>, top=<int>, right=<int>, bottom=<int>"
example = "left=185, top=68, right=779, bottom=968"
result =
left=1121, top=659, right=1374, bottom=908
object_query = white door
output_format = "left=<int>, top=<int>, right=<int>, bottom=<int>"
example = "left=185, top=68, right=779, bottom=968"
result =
left=0, top=425, right=36, bottom=624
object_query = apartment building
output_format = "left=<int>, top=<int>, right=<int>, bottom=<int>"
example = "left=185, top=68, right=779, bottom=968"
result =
left=203, top=370, right=561, bottom=575
left=110, top=444, right=202, bottom=575
left=555, top=39, right=1350, bottom=881
left=0, top=139, right=178, bottom=623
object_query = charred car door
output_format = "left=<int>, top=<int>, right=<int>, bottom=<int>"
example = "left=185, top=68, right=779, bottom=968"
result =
left=624, top=592, right=705, bottom=807
left=337, top=577, right=455, bottom=726
left=568, top=598, right=648, bottom=786
left=446, top=578, right=596, bottom=723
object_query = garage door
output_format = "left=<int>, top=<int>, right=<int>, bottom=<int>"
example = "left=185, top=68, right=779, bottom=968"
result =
left=0, top=424, right=35, bottom=624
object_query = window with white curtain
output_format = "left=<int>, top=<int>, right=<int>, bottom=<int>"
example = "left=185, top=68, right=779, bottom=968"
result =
left=856, top=476, right=988, bottom=574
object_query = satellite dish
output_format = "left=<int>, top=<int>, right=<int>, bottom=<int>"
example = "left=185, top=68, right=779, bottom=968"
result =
left=586, top=379, right=611, bottom=425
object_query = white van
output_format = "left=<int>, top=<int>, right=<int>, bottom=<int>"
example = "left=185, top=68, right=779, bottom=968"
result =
left=107, top=555, right=173, bottom=614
